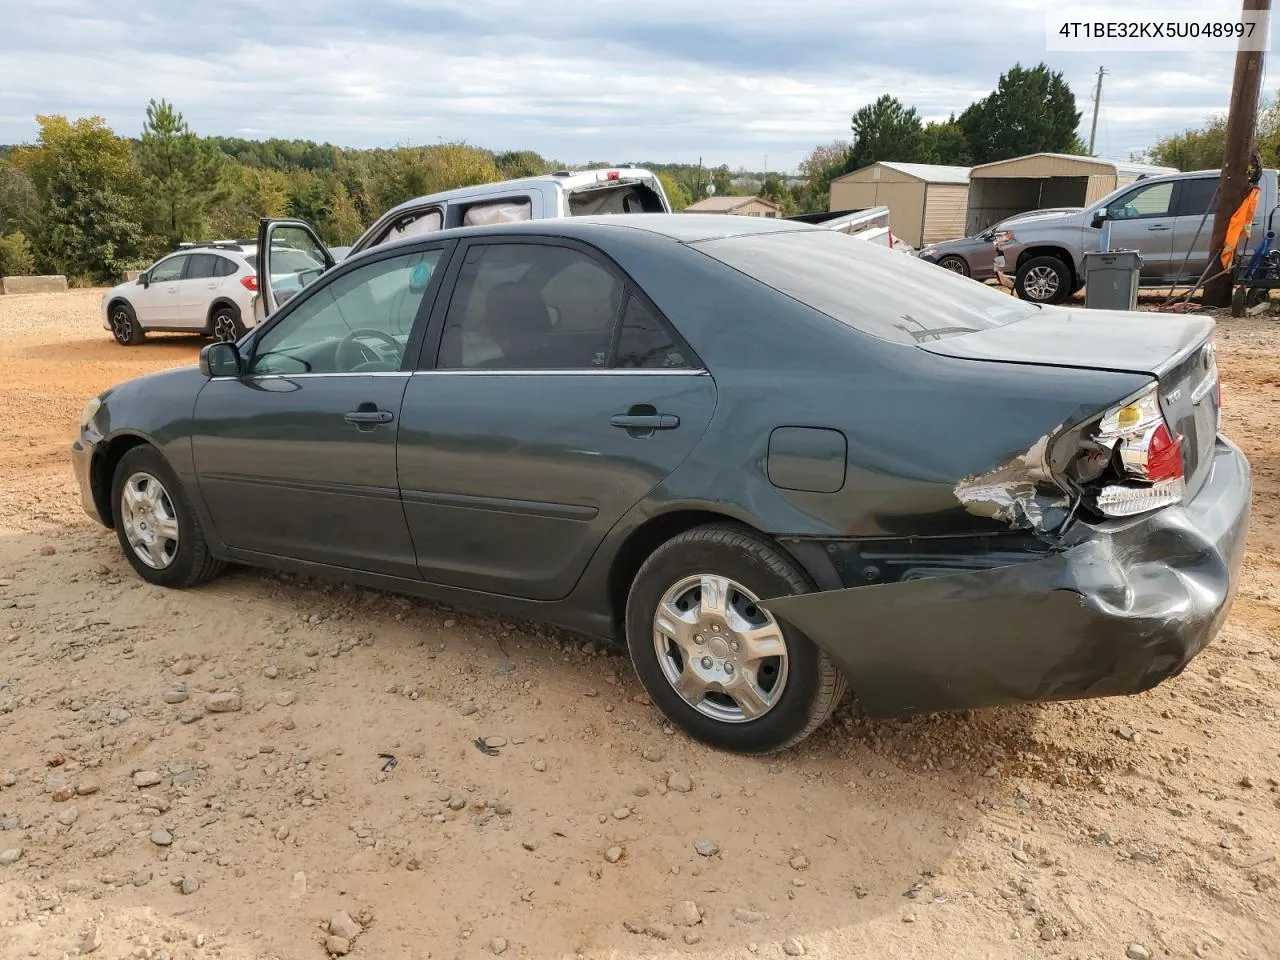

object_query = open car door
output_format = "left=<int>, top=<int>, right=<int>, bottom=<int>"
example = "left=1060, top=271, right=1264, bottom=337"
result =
left=253, top=218, right=336, bottom=324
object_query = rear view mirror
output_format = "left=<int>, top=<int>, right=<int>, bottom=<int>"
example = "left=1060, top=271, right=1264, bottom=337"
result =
left=200, top=341, right=244, bottom=378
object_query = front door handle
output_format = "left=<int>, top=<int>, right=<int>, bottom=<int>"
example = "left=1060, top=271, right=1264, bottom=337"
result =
left=1147, top=224, right=1171, bottom=231
left=610, top=413, right=680, bottom=430
left=345, top=409, right=394, bottom=425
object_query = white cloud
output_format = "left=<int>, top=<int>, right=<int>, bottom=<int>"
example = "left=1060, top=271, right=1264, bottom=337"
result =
left=0, top=0, right=1252, bottom=169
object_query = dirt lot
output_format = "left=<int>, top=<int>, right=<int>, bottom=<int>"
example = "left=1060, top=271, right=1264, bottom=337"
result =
left=0, top=288, right=1277, bottom=960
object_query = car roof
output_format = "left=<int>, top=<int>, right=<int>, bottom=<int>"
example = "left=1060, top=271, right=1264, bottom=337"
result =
left=349, top=214, right=817, bottom=261
left=377, top=168, right=665, bottom=220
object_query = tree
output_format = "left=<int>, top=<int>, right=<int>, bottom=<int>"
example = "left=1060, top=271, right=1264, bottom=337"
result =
left=919, top=117, right=972, bottom=165
left=759, top=173, right=796, bottom=216
left=494, top=150, right=550, bottom=179
left=204, top=166, right=291, bottom=240
left=958, top=63, right=1081, bottom=164
left=656, top=171, right=690, bottom=211
left=10, top=115, right=145, bottom=282
left=136, top=99, right=222, bottom=244
left=365, top=143, right=500, bottom=213
left=795, top=141, right=850, bottom=212
left=0, top=163, right=37, bottom=234
left=0, top=231, right=35, bottom=276
left=848, top=95, right=924, bottom=171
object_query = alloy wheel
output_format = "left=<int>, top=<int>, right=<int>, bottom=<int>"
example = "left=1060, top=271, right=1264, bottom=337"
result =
left=119, top=471, right=180, bottom=570
left=111, top=308, right=134, bottom=343
left=652, top=574, right=789, bottom=723
left=1023, top=265, right=1060, bottom=301
left=211, top=313, right=239, bottom=343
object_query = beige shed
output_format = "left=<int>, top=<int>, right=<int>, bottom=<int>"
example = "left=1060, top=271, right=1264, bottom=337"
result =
left=827, top=162, right=971, bottom=247
left=965, top=153, right=1178, bottom=234
left=684, top=196, right=782, bottom=218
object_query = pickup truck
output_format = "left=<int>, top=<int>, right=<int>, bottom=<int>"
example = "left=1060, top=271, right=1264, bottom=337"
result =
left=919, top=168, right=1279, bottom=304
left=254, top=167, right=671, bottom=319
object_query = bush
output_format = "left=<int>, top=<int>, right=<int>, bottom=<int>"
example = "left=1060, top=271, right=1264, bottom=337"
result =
left=0, top=231, right=35, bottom=276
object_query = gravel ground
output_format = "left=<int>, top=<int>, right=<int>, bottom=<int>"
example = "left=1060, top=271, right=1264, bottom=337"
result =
left=0, top=288, right=1277, bottom=960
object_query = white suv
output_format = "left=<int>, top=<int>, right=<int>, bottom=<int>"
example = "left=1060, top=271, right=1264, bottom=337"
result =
left=100, top=241, right=321, bottom=346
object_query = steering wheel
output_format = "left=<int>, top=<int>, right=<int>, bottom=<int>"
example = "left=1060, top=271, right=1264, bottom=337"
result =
left=335, top=329, right=402, bottom=372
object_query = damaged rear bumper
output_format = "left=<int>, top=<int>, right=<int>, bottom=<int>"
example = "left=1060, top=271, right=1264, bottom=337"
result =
left=761, top=437, right=1251, bottom=718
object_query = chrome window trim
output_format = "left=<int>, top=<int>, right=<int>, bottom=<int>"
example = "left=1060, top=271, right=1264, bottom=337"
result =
left=411, top=368, right=709, bottom=377
left=214, top=369, right=710, bottom=382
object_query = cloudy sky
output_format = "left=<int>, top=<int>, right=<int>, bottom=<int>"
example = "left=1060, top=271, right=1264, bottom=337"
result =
left=0, top=0, right=1270, bottom=171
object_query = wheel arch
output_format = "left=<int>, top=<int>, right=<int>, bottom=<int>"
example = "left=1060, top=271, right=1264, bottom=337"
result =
left=90, top=432, right=161, bottom=529
left=106, top=295, right=135, bottom=317
left=1015, top=246, right=1078, bottom=284
left=604, top=508, right=840, bottom=639
left=205, top=297, right=241, bottom=330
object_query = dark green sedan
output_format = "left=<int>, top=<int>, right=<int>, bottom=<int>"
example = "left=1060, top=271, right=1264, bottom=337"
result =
left=71, top=214, right=1250, bottom=754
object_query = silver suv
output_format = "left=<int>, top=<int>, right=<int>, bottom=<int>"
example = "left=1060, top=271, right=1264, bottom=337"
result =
left=925, top=169, right=1278, bottom=304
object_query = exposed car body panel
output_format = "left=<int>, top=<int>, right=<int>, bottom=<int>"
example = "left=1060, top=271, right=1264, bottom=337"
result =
left=761, top=437, right=1250, bottom=717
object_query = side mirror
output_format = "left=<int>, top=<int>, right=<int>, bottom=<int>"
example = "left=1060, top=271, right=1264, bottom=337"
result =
left=200, top=341, right=244, bottom=378
left=137, top=273, right=149, bottom=287
left=1091, top=212, right=1107, bottom=229
left=979, top=230, right=993, bottom=241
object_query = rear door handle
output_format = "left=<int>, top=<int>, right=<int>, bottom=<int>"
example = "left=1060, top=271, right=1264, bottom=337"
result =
left=610, top=413, right=680, bottom=430
left=345, top=409, right=394, bottom=425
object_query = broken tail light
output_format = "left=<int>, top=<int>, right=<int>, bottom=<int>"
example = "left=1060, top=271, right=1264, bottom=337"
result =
left=1091, top=384, right=1185, bottom=517
left=240, top=275, right=258, bottom=292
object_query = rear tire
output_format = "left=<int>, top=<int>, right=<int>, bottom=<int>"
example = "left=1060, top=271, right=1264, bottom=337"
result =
left=209, top=304, right=246, bottom=343
left=1231, top=285, right=1247, bottom=317
left=1015, top=255, right=1072, bottom=304
left=109, top=301, right=144, bottom=346
left=111, top=445, right=224, bottom=589
left=625, top=523, right=846, bottom=755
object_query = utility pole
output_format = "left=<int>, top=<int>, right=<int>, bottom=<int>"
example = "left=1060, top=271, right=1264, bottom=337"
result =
left=1088, top=66, right=1108, bottom=156
left=1204, top=0, right=1271, bottom=306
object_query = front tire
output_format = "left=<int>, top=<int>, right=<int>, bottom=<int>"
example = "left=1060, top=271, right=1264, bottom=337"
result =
left=109, top=301, right=144, bottom=346
left=625, top=523, right=846, bottom=754
left=111, top=446, right=224, bottom=588
left=1015, top=255, right=1072, bottom=304
left=209, top=304, right=246, bottom=343
left=937, top=255, right=970, bottom=278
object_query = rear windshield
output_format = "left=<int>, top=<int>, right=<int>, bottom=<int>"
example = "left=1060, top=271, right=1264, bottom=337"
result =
left=693, top=229, right=1039, bottom=345
left=568, top=180, right=668, bottom=215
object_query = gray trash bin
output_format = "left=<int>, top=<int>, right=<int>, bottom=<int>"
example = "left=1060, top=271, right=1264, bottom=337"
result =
left=1082, top=250, right=1142, bottom=311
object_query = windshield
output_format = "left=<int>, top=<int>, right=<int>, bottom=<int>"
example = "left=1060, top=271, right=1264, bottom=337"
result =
left=693, top=229, right=1038, bottom=345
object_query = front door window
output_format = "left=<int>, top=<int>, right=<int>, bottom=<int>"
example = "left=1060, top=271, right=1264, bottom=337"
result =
left=251, top=249, right=442, bottom=375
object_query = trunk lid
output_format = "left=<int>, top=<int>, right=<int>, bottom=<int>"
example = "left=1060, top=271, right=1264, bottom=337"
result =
left=918, top=306, right=1221, bottom=497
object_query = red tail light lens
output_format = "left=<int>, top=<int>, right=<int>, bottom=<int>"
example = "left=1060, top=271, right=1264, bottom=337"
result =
left=240, top=275, right=258, bottom=292
left=1144, top=422, right=1184, bottom=482
left=605, top=170, right=620, bottom=181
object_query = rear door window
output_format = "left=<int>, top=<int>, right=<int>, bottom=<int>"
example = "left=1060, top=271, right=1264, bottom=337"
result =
left=434, top=243, right=621, bottom=369
left=1174, top=177, right=1219, bottom=218
left=461, top=199, right=533, bottom=226
left=185, top=253, right=219, bottom=280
